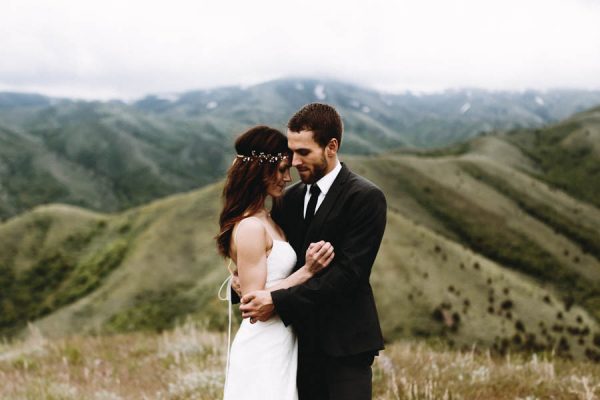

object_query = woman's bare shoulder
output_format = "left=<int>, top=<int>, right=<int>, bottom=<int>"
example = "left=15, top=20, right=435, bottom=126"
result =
left=234, top=217, right=267, bottom=244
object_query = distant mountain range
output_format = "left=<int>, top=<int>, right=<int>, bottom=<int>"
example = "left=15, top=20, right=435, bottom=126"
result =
left=1, top=104, right=599, bottom=361
left=1, top=79, right=600, bottom=221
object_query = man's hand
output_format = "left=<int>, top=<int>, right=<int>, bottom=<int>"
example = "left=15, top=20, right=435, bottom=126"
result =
left=240, top=290, right=275, bottom=323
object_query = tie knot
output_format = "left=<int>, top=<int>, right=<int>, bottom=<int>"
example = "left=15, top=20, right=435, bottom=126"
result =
left=310, top=184, right=321, bottom=196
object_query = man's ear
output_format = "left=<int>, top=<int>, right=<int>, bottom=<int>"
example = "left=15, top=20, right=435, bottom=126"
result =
left=326, top=139, right=339, bottom=157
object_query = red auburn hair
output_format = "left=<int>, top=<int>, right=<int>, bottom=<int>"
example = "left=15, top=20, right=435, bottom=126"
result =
left=216, top=125, right=291, bottom=258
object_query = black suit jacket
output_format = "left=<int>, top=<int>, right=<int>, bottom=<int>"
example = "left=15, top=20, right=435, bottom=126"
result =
left=271, top=163, right=386, bottom=357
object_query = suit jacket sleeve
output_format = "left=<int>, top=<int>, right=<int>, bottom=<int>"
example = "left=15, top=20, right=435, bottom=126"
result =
left=271, top=187, right=387, bottom=327
left=230, top=288, right=241, bottom=304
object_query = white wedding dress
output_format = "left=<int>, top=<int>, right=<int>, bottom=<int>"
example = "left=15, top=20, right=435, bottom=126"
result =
left=223, top=239, right=299, bottom=400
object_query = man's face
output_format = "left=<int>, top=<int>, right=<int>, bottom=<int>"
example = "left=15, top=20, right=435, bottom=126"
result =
left=287, top=129, right=328, bottom=184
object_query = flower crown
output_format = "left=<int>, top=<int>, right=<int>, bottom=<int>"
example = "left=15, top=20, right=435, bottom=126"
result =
left=236, top=150, right=288, bottom=163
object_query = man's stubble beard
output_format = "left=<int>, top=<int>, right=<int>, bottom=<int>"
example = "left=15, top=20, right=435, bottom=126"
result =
left=300, top=154, right=328, bottom=184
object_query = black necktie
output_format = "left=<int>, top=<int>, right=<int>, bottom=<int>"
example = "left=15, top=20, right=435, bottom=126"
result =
left=304, top=184, right=321, bottom=226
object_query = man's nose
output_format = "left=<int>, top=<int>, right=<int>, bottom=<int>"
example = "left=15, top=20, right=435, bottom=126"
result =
left=292, top=153, right=302, bottom=167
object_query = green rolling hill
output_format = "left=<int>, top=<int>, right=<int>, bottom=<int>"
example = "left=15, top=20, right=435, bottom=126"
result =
left=1, top=105, right=599, bottom=360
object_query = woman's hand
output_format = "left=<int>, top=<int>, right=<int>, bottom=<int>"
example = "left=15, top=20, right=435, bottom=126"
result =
left=304, top=241, right=335, bottom=275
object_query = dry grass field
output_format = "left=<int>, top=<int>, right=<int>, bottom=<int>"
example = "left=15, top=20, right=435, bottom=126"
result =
left=2, top=322, right=600, bottom=400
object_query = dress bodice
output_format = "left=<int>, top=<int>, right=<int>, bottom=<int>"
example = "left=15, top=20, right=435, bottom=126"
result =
left=265, top=240, right=297, bottom=288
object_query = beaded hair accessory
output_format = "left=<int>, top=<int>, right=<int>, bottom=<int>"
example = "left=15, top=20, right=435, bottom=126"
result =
left=236, top=150, right=288, bottom=164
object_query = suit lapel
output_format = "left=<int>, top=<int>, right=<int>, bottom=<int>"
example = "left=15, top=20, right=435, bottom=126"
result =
left=282, top=181, right=306, bottom=222
left=302, top=163, right=350, bottom=249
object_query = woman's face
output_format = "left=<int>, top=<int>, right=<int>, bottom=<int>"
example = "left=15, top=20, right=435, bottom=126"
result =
left=267, top=158, right=292, bottom=198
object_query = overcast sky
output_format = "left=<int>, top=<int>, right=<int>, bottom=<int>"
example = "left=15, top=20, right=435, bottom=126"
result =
left=1, top=0, right=599, bottom=100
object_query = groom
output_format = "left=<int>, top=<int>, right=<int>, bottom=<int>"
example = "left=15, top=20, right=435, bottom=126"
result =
left=240, top=103, right=387, bottom=400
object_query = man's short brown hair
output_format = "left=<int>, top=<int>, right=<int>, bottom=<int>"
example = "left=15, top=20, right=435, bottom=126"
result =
left=287, top=103, right=343, bottom=148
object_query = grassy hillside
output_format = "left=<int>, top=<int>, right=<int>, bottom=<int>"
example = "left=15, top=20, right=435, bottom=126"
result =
left=2, top=82, right=600, bottom=221
left=0, top=184, right=226, bottom=338
left=1, top=106, right=600, bottom=361
left=503, top=105, right=600, bottom=208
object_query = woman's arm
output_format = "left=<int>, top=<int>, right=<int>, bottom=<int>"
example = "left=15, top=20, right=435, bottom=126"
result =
left=231, top=226, right=334, bottom=297
left=235, top=218, right=269, bottom=296
left=264, top=241, right=334, bottom=292
left=237, top=239, right=335, bottom=323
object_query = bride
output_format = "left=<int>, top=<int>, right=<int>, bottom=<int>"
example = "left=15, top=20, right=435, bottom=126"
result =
left=216, top=125, right=334, bottom=400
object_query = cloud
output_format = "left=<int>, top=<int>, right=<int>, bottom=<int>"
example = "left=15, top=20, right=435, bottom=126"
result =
left=1, top=0, right=599, bottom=99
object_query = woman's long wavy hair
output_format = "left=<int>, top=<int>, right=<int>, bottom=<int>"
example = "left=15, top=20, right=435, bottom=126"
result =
left=216, top=126, right=291, bottom=258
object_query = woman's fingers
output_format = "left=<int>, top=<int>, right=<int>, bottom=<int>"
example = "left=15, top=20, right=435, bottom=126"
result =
left=306, top=241, right=334, bottom=272
left=318, top=243, right=333, bottom=259
left=313, top=245, right=334, bottom=271
left=322, top=251, right=335, bottom=267
left=309, top=241, right=325, bottom=253
left=322, top=250, right=334, bottom=265
left=306, top=241, right=324, bottom=258
left=307, top=242, right=327, bottom=259
left=315, top=242, right=332, bottom=258
left=318, top=247, right=333, bottom=263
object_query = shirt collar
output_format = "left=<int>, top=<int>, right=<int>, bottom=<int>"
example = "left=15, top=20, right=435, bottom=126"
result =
left=308, top=159, right=342, bottom=196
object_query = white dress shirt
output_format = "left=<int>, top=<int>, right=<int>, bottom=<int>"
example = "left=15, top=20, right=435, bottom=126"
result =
left=303, top=160, right=342, bottom=218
